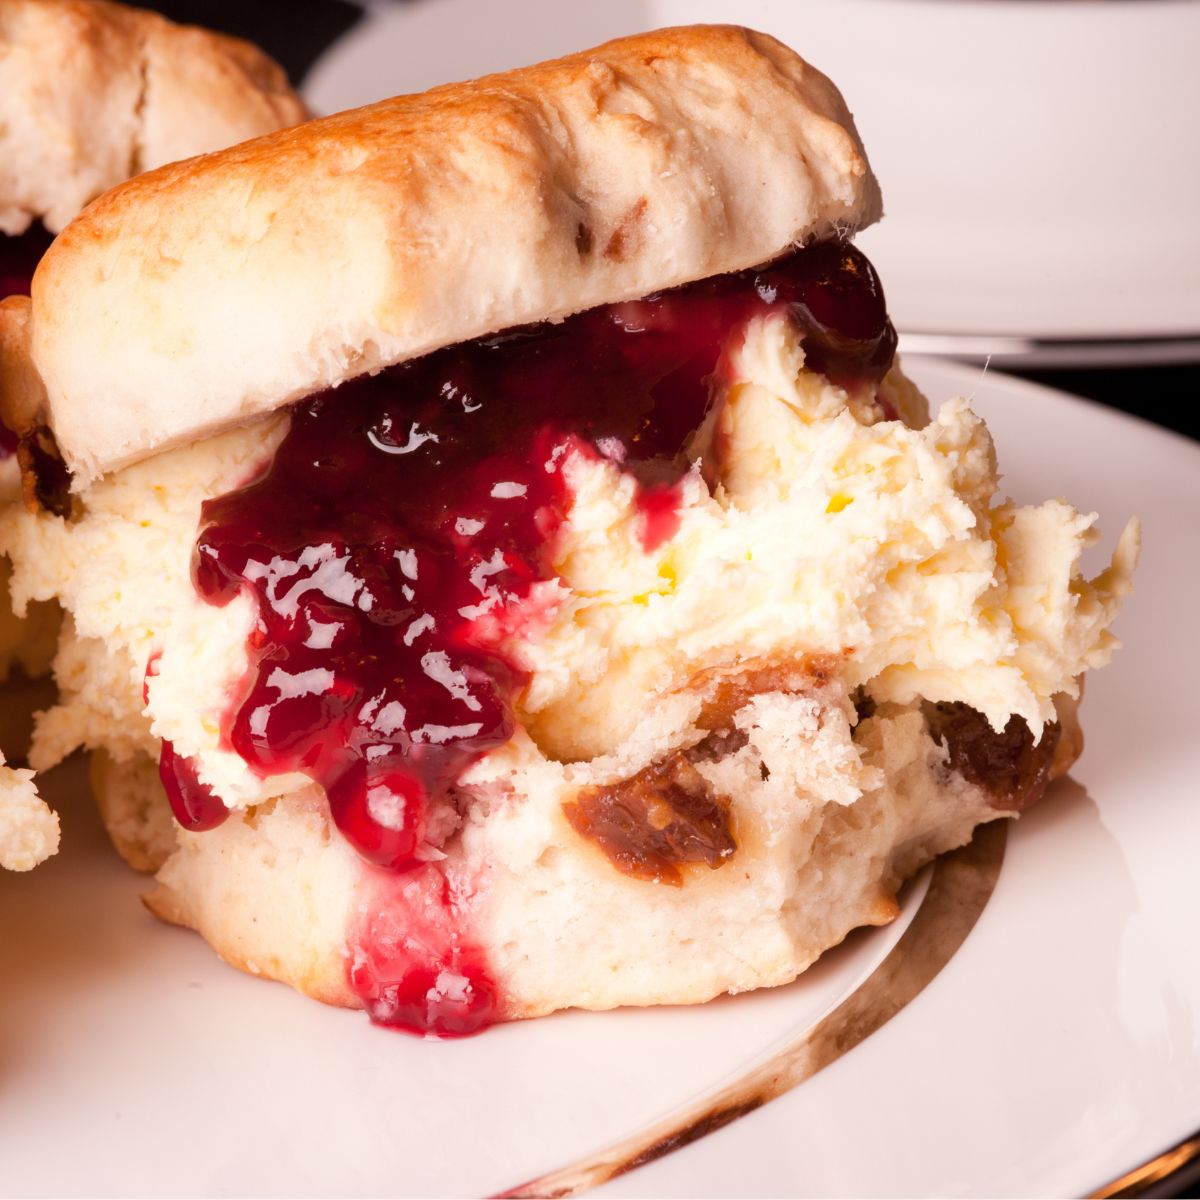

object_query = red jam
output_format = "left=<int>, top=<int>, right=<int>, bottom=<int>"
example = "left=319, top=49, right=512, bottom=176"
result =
left=0, top=222, right=53, bottom=300
left=182, top=238, right=895, bottom=1034
left=159, top=740, right=231, bottom=831
left=636, top=481, right=686, bottom=553
left=0, top=224, right=55, bottom=458
left=350, top=865, right=498, bottom=1038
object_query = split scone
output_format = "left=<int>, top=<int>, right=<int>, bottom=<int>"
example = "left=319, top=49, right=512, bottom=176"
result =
left=0, top=0, right=309, bottom=866
left=0, top=26, right=1137, bottom=1032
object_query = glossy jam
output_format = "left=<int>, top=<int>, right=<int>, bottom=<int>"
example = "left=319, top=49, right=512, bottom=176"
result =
left=349, top=865, right=498, bottom=1038
left=159, top=740, right=231, bottom=831
left=0, top=224, right=55, bottom=458
left=185, top=239, right=896, bottom=1034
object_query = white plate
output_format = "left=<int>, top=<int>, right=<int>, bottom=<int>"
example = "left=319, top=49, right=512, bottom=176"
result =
left=2, top=358, right=1196, bottom=1197
left=306, top=0, right=1200, bottom=355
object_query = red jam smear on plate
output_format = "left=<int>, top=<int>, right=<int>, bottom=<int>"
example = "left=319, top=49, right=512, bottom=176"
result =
left=177, top=238, right=895, bottom=1035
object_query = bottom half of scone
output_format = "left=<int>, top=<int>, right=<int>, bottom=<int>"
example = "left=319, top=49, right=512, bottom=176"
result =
left=85, top=656, right=1080, bottom=1034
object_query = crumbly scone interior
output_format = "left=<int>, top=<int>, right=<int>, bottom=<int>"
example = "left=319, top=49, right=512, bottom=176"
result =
left=0, top=488, right=60, bottom=871
left=0, top=746, right=57, bottom=870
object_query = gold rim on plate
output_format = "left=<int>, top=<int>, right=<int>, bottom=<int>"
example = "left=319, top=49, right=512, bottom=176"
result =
left=499, top=820, right=1008, bottom=1199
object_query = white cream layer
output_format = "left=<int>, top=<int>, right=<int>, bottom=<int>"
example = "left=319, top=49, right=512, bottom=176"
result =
left=0, top=313, right=1138, bottom=808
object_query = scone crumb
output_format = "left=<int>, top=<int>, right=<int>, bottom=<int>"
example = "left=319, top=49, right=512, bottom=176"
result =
left=0, top=751, right=58, bottom=870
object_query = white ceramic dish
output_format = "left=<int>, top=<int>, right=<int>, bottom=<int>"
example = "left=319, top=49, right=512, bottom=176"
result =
left=306, top=0, right=1200, bottom=360
left=2, top=358, right=1195, bottom=1197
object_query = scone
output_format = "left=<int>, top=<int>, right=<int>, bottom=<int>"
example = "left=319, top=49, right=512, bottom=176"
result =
left=0, top=746, right=56, bottom=870
left=0, top=26, right=1137, bottom=1031
left=0, top=0, right=309, bottom=867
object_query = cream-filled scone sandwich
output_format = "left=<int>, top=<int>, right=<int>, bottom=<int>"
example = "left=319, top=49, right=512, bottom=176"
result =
left=0, top=0, right=308, bottom=866
left=0, top=26, right=1137, bottom=1032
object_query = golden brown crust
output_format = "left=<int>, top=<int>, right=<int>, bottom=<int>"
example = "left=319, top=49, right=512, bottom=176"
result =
left=0, top=0, right=308, bottom=236
left=28, top=24, right=882, bottom=486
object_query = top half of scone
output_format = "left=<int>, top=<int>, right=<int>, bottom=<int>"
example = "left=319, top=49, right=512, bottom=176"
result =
left=0, top=25, right=1137, bottom=873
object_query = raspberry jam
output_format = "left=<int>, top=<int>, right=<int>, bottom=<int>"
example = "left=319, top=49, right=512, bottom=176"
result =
left=159, top=740, right=231, bottom=831
left=186, top=238, right=895, bottom=1034
left=146, top=658, right=234, bottom=832
left=0, top=224, right=55, bottom=458
left=350, top=865, right=498, bottom=1038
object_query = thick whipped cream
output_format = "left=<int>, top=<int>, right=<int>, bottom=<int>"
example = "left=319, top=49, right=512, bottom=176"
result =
left=518, top=313, right=1137, bottom=758
left=0, top=313, right=1137, bottom=811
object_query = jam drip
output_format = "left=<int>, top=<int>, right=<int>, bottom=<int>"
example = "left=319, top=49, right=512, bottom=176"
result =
left=159, top=740, right=231, bottom=831
left=350, top=865, right=498, bottom=1038
left=0, top=224, right=55, bottom=458
left=187, top=238, right=896, bottom=1034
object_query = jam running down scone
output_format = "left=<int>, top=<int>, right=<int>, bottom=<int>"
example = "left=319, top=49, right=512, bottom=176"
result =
left=0, top=0, right=309, bottom=867
left=0, top=26, right=1137, bottom=1030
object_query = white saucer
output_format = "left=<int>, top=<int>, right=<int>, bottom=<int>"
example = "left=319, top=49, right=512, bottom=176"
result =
left=306, top=0, right=1200, bottom=357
